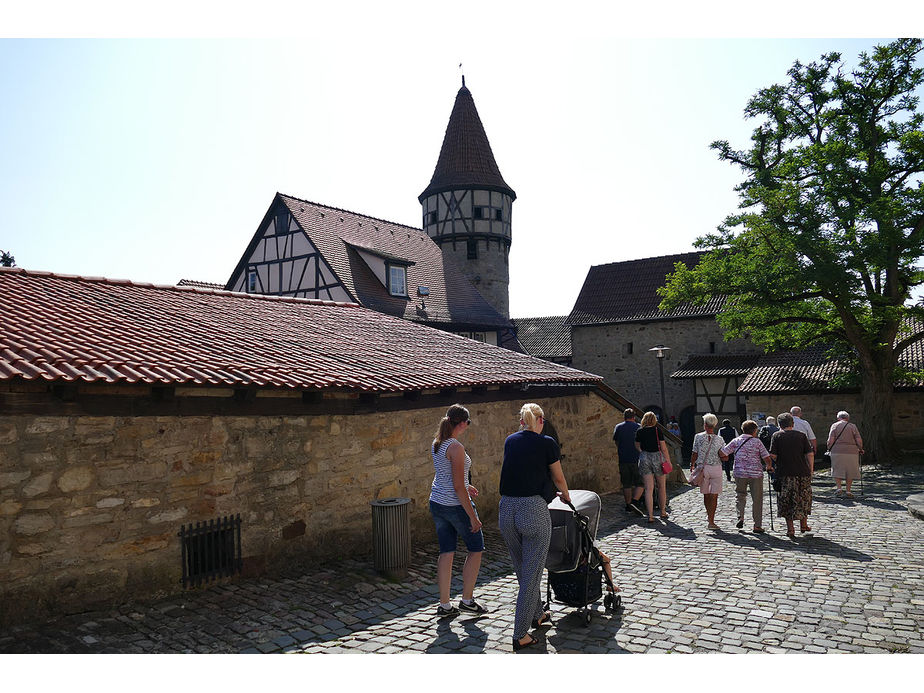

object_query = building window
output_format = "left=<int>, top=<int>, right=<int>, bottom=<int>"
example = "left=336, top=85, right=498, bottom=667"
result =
left=388, top=265, right=407, bottom=297
left=247, top=270, right=257, bottom=292
left=467, top=239, right=478, bottom=259
left=474, top=206, right=484, bottom=219
left=428, top=211, right=437, bottom=225
left=624, top=342, right=633, bottom=355
left=710, top=342, right=716, bottom=353
left=495, top=208, right=503, bottom=221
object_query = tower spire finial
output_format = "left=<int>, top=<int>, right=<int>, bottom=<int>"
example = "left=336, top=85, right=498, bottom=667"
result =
left=459, top=62, right=464, bottom=88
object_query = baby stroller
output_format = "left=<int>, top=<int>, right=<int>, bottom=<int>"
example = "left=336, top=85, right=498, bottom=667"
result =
left=544, top=490, right=620, bottom=625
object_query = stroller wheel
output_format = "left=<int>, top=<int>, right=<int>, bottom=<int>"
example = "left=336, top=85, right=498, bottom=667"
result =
left=584, top=609, right=592, bottom=626
left=604, top=594, right=614, bottom=612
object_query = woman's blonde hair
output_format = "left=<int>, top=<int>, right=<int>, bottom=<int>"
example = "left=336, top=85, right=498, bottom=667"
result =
left=433, top=404, right=470, bottom=454
left=640, top=411, right=658, bottom=428
left=703, top=413, right=718, bottom=429
left=520, top=402, right=544, bottom=431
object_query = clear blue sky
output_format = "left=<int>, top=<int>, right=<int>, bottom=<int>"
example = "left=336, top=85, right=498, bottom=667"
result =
left=1, top=5, right=918, bottom=317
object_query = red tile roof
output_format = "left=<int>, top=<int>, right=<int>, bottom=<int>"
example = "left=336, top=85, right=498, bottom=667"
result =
left=229, top=194, right=512, bottom=330
left=670, top=354, right=761, bottom=379
left=0, top=268, right=601, bottom=393
left=568, top=252, right=724, bottom=326
left=512, top=316, right=572, bottom=361
left=418, top=84, right=516, bottom=202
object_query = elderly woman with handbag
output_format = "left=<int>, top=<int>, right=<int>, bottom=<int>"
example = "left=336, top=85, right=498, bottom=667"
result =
left=690, top=413, right=724, bottom=529
left=635, top=411, right=671, bottom=523
left=827, top=411, right=864, bottom=499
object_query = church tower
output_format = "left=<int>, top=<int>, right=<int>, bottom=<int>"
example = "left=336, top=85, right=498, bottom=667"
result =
left=419, top=78, right=516, bottom=319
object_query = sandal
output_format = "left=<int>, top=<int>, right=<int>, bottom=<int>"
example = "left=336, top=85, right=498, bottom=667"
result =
left=800, top=525, right=812, bottom=533
left=513, top=634, right=539, bottom=651
left=647, top=517, right=655, bottom=523
left=532, top=611, right=552, bottom=628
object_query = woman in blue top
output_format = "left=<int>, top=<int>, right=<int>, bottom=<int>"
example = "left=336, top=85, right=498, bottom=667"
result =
left=429, top=404, right=487, bottom=618
left=499, top=403, right=571, bottom=651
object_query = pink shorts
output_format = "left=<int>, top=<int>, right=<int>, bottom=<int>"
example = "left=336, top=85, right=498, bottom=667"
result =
left=700, top=464, right=723, bottom=495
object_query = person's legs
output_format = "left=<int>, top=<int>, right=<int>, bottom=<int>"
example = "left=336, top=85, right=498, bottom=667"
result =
left=706, top=494, right=718, bottom=527
left=509, top=497, right=551, bottom=645
left=735, top=478, right=748, bottom=525
left=437, top=552, right=455, bottom=604
left=750, top=477, right=764, bottom=528
left=633, top=486, right=644, bottom=501
left=643, top=473, right=654, bottom=520
left=657, top=474, right=668, bottom=517
left=461, top=551, right=483, bottom=601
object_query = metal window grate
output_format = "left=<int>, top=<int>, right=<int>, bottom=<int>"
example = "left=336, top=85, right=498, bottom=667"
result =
left=178, top=514, right=243, bottom=588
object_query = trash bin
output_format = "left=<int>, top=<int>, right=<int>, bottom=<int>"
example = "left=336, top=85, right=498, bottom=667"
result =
left=370, top=497, right=411, bottom=579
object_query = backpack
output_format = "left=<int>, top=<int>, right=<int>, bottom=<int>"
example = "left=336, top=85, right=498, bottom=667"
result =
left=759, top=425, right=777, bottom=451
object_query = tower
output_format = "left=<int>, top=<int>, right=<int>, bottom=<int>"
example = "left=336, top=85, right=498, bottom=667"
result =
left=419, top=78, right=516, bottom=319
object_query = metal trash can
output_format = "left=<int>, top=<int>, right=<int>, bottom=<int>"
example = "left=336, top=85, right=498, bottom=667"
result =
left=370, top=497, right=411, bottom=579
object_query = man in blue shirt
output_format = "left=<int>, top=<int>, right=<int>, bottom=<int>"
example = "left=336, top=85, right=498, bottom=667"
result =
left=614, top=408, right=644, bottom=512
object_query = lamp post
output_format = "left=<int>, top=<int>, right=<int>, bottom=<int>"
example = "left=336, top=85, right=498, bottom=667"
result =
left=648, top=344, right=671, bottom=423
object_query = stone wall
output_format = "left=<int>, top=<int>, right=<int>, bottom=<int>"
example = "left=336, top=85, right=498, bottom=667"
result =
left=744, top=392, right=924, bottom=451
left=571, top=318, right=760, bottom=420
left=0, top=388, right=638, bottom=626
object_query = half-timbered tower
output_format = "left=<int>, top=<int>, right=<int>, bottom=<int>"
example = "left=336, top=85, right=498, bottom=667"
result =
left=419, top=78, right=516, bottom=319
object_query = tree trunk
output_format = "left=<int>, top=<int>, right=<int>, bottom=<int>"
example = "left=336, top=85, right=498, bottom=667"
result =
left=857, top=356, right=898, bottom=466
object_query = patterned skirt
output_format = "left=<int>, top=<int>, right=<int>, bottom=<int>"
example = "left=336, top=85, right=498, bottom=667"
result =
left=777, top=476, right=812, bottom=519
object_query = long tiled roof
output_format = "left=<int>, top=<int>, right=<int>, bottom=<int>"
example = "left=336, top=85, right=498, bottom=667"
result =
left=232, top=194, right=512, bottom=330
left=670, top=354, right=761, bottom=379
left=512, top=316, right=572, bottom=361
left=419, top=84, right=516, bottom=201
left=0, top=268, right=600, bottom=393
left=568, top=252, right=724, bottom=326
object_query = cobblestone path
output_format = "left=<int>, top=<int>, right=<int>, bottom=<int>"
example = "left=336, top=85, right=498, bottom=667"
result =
left=2, top=465, right=923, bottom=653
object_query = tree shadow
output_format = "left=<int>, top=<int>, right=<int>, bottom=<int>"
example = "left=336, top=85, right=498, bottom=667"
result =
left=424, top=613, right=489, bottom=653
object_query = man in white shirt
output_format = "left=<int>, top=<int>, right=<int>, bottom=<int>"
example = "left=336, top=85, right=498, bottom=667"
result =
left=790, top=406, right=817, bottom=459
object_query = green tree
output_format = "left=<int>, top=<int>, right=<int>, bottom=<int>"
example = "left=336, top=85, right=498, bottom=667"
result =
left=660, top=39, right=924, bottom=464
left=1, top=250, right=14, bottom=267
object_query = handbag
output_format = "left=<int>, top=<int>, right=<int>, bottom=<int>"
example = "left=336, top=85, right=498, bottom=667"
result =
left=657, top=429, right=672, bottom=474
left=823, top=421, right=849, bottom=461
left=689, top=464, right=704, bottom=486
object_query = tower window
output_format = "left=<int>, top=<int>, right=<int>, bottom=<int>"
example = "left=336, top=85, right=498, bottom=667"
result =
left=495, top=209, right=503, bottom=221
left=428, top=211, right=437, bottom=225
left=387, top=265, right=408, bottom=297
left=467, top=239, right=478, bottom=259
left=710, top=342, right=716, bottom=353
left=625, top=342, right=633, bottom=355
left=474, top=207, right=484, bottom=219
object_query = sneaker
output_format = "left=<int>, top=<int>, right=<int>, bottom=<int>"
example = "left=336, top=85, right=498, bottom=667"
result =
left=436, top=604, right=459, bottom=618
left=736, top=518, right=744, bottom=529
left=459, top=598, right=489, bottom=615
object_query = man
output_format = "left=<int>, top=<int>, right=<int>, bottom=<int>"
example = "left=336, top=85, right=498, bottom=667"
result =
left=769, top=412, right=815, bottom=537
left=790, top=406, right=817, bottom=454
left=613, top=408, right=644, bottom=513
left=718, top=419, right=738, bottom=481
left=719, top=420, right=773, bottom=533
left=758, top=416, right=779, bottom=451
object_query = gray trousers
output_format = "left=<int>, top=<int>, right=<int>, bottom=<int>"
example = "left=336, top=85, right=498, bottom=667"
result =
left=498, top=495, right=551, bottom=640
left=735, top=477, right=764, bottom=526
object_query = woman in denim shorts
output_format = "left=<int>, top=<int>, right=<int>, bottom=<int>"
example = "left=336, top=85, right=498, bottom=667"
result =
left=429, top=404, right=487, bottom=617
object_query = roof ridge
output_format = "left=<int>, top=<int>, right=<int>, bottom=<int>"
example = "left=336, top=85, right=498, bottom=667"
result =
left=588, top=250, right=704, bottom=270
left=278, top=192, right=422, bottom=233
left=0, top=267, right=362, bottom=309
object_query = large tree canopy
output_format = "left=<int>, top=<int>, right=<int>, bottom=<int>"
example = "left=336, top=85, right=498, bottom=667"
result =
left=660, top=38, right=924, bottom=462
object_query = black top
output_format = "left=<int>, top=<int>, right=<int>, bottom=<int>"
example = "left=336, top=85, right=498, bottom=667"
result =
left=614, top=420, right=640, bottom=463
left=769, top=429, right=813, bottom=477
left=499, top=430, right=561, bottom=497
left=635, top=425, right=660, bottom=453
left=719, top=425, right=738, bottom=444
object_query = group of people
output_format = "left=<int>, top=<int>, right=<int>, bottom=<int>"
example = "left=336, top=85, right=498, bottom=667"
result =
left=426, top=401, right=865, bottom=652
left=684, top=406, right=865, bottom=536
left=427, top=402, right=601, bottom=652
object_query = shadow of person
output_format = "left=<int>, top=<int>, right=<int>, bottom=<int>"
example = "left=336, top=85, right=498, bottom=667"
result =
left=543, top=605, right=628, bottom=653
left=425, top=614, right=489, bottom=653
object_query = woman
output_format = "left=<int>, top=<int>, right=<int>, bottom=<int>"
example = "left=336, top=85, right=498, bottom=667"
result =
left=498, top=403, right=571, bottom=652
left=429, top=404, right=487, bottom=617
left=635, top=411, right=670, bottom=523
left=690, top=413, right=724, bottom=529
left=827, top=411, right=864, bottom=498
left=768, top=412, right=815, bottom=538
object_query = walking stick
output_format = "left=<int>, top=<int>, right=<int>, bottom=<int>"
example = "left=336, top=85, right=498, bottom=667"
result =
left=766, top=470, right=774, bottom=531
left=859, top=452, right=864, bottom=497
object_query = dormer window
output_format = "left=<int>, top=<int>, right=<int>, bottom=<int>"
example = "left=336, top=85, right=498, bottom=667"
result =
left=387, top=264, right=407, bottom=297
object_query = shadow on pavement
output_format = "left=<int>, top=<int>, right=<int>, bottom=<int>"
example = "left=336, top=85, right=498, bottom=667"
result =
left=425, top=614, right=489, bottom=653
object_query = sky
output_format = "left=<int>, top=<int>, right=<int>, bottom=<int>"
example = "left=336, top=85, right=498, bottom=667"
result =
left=1, top=4, right=921, bottom=322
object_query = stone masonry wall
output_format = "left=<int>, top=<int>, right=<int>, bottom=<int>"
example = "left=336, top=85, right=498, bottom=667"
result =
left=0, top=389, right=637, bottom=626
left=571, top=318, right=761, bottom=420
left=744, top=392, right=924, bottom=451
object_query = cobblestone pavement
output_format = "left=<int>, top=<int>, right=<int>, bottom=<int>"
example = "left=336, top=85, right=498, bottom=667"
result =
left=2, top=464, right=924, bottom=654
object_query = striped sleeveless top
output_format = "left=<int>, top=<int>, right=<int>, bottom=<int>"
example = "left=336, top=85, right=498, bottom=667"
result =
left=430, top=437, right=471, bottom=506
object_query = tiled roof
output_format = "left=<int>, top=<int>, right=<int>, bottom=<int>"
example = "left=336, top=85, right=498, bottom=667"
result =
left=418, top=84, right=516, bottom=202
left=739, top=324, right=924, bottom=393
left=177, top=279, right=224, bottom=290
left=567, top=252, right=724, bottom=326
left=512, top=316, right=572, bottom=360
left=0, top=268, right=601, bottom=393
left=670, top=353, right=761, bottom=379
left=232, top=194, right=512, bottom=330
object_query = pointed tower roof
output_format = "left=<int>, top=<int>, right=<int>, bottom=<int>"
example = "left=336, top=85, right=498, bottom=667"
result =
left=419, top=80, right=516, bottom=202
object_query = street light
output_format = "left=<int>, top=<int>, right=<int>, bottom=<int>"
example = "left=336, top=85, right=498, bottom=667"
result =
left=648, top=344, right=671, bottom=423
